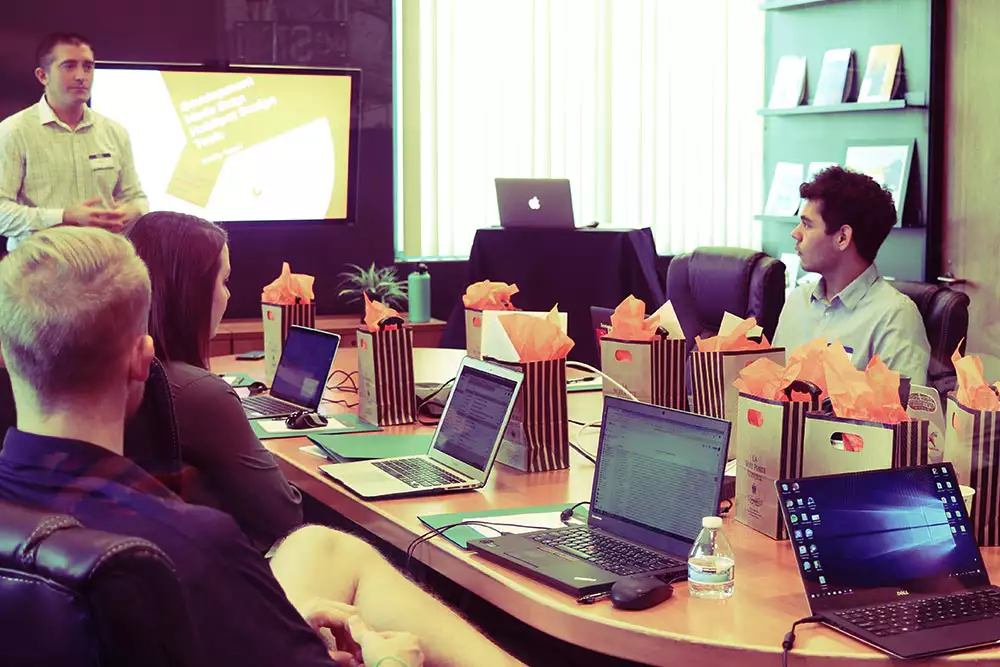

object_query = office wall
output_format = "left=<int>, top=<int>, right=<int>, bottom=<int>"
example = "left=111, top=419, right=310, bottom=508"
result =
left=944, top=0, right=1000, bottom=376
left=0, top=0, right=396, bottom=319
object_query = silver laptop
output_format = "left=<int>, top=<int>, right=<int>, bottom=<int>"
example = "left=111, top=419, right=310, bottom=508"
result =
left=242, top=326, right=341, bottom=419
left=321, top=357, right=523, bottom=499
left=495, top=178, right=575, bottom=228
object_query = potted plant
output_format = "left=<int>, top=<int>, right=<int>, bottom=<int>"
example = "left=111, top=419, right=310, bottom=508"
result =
left=337, top=263, right=409, bottom=321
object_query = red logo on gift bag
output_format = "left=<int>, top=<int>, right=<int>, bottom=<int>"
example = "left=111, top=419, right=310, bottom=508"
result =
left=747, top=409, right=763, bottom=428
left=360, top=339, right=367, bottom=350
left=473, top=316, right=482, bottom=328
left=614, top=350, right=633, bottom=363
left=266, top=311, right=275, bottom=321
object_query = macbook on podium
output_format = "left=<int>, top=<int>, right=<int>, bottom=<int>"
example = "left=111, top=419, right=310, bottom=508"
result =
left=777, top=464, right=1000, bottom=660
left=495, top=178, right=576, bottom=229
left=321, top=357, right=523, bottom=500
left=469, top=395, right=731, bottom=597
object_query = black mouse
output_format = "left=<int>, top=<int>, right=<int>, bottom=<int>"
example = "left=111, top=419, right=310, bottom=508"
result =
left=286, top=411, right=328, bottom=430
left=609, top=576, right=673, bottom=611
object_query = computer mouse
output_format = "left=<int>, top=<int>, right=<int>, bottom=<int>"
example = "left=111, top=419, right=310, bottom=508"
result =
left=609, top=576, right=673, bottom=611
left=286, top=411, right=328, bottom=430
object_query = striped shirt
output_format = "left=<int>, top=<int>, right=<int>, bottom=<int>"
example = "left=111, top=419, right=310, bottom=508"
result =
left=0, top=96, right=148, bottom=250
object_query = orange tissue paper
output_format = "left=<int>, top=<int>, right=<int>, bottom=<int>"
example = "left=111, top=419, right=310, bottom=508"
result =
left=733, top=357, right=791, bottom=402
left=824, top=342, right=909, bottom=425
left=606, top=296, right=660, bottom=342
left=463, top=280, right=519, bottom=310
left=261, top=262, right=315, bottom=305
left=695, top=316, right=771, bottom=353
left=952, top=342, right=1000, bottom=411
left=499, top=307, right=574, bottom=363
left=363, top=292, right=402, bottom=332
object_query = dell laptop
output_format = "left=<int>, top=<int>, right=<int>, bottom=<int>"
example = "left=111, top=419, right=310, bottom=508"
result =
left=468, top=395, right=732, bottom=597
left=776, top=464, right=1000, bottom=660
left=321, top=357, right=523, bottom=499
left=242, top=326, right=341, bottom=419
left=495, top=178, right=576, bottom=229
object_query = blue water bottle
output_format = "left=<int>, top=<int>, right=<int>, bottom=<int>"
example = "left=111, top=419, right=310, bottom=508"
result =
left=408, top=263, right=431, bottom=323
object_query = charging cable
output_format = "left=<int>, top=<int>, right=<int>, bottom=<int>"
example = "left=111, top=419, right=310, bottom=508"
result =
left=565, top=361, right=639, bottom=402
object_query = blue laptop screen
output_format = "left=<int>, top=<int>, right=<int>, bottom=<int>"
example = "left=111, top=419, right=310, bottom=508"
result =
left=270, top=327, right=340, bottom=408
left=777, top=464, right=989, bottom=611
left=432, top=364, right=518, bottom=471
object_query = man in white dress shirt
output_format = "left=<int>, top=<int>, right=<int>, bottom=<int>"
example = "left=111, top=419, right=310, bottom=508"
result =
left=773, top=166, right=930, bottom=384
left=0, top=33, right=147, bottom=250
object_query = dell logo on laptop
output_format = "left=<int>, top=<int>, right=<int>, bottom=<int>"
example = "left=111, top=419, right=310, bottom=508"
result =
left=896, top=590, right=910, bottom=596
left=528, top=196, right=541, bottom=210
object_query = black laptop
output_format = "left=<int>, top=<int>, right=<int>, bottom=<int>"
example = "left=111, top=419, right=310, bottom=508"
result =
left=468, top=395, right=731, bottom=597
left=777, top=464, right=1000, bottom=660
left=242, top=326, right=340, bottom=419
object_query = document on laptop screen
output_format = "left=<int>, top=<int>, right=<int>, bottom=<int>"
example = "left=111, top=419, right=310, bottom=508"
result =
left=593, top=406, right=727, bottom=543
left=432, top=366, right=517, bottom=471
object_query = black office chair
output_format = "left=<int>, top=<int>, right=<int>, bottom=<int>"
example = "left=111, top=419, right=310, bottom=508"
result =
left=892, top=281, right=971, bottom=395
left=0, top=499, right=201, bottom=666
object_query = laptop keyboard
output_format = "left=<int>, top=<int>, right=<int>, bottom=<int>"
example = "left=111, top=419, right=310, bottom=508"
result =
left=373, top=457, right=466, bottom=488
left=243, top=394, right=297, bottom=416
left=529, top=527, right=684, bottom=577
left=835, top=589, right=1000, bottom=637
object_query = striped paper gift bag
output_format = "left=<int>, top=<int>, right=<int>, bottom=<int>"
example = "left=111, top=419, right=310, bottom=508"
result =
left=946, top=397, right=1000, bottom=546
left=490, top=357, right=569, bottom=472
left=599, top=335, right=687, bottom=410
left=262, top=300, right=316, bottom=384
left=802, top=413, right=930, bottom=478
left=357, top=323, right=417, bottom=427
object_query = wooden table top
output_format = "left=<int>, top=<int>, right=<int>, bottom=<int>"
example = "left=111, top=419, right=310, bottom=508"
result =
left=212, top=349, right=1000, bottom=666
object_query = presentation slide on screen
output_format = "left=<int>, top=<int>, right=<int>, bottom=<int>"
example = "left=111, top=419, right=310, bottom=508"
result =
left=91, top=69, right=353, bottom=222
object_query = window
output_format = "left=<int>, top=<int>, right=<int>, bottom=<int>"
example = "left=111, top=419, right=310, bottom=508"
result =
left=396, top=0, right=764, bottom=260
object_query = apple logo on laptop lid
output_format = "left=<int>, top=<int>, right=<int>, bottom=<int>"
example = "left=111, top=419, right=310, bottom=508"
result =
left=528, top=196, right=541, bottom=210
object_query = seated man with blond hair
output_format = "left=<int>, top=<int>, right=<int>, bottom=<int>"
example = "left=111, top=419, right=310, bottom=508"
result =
left=0, top=227, right=522, bottom=667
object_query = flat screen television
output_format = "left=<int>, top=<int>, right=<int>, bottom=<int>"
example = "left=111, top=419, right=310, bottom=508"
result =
left=90, top=63, right=361, bottom=225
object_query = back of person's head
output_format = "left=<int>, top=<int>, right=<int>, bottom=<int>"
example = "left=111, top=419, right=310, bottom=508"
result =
left=36, top=32, right=91, bottom=70
left=799, top=166, right=897, bottom=263
left=0, top=227, right=151, bottom=412
left=127, top=212, right=228, bottom=369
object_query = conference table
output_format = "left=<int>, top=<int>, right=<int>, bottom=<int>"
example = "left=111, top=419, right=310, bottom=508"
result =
left=212, top=348, right=1000, bottom=666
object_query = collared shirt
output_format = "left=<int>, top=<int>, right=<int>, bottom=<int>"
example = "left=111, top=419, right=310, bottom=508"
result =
left=0, top=429, right=334, bottom=667
left=0, top=96, right=149, bottom=250
left=774, top=263, right=930, bottom=385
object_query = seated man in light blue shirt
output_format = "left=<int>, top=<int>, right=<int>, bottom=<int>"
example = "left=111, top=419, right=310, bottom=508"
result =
left=773, top=166, right=930, bottom=385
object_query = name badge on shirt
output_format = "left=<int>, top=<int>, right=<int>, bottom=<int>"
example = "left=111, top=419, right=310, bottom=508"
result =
left=89, top=153, right=116, bottom=170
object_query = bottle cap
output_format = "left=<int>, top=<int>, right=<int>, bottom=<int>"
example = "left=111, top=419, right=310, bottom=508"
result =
left=417, top=262, right=429, bottom=274
left=702, top=516, right=723, bottom=529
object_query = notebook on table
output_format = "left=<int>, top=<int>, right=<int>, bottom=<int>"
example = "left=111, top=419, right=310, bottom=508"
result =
left=776, top=464, right=1000, bottom=660
left=241, top=326, right=340, bottom=419
left=468, top=395, right=732, bottom=597
left=320, top=357, right=523, bottom=500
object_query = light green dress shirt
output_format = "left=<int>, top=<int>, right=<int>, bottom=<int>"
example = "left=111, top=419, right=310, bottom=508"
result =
left=774, top=263, right=930, bottom=385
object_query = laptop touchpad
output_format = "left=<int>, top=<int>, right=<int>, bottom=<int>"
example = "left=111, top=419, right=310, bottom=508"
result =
left=504, top=547, right=581, bottom=569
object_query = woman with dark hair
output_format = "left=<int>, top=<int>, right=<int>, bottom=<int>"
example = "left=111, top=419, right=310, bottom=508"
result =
left=128, top=211, right=302, bottom=551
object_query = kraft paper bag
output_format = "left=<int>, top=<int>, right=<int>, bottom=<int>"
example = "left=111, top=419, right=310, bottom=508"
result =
left=735, top=384, right=823, bottom=540
left=945, top=396, right=1000, bottom=546
left=357, top=322, right=417, bottom=427
left=465, top=308, right=484, bottom=359
left=802, top=412, right=929, bottom=478
left=489, top=357, right=569, bottom=472
left=599, top=335, right=686, bottom=410
left=262, top=301, right=316, bottom=385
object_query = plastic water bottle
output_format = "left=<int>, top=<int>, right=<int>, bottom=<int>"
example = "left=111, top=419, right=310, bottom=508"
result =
left=687, top=516, right=735, bottom=599
left=407, top=263, right=431, bottom=323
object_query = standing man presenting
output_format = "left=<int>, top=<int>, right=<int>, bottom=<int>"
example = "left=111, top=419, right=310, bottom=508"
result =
left=0, top=32, right=147, bottom=250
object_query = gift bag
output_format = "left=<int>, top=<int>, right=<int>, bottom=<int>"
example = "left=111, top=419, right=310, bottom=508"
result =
left=262, top=300, right=316, bottom=385
left=945, top=396, right=1000, bottom=546
left=735, top=382, right=822, bottom=539
left=489, top=357, right=569, bottom=472
left=465, top=308, right=484, bottom=359
left=802, top=412, right=929, bottom=478
left=357, top=319, right=417, bottom=427
left=600, top=335, right=686, bottom=410
left=691, top=348, right=786, bottom=435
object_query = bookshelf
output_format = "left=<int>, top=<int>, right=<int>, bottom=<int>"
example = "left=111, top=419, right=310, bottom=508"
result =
left=760, top=0, right=946, bottom=282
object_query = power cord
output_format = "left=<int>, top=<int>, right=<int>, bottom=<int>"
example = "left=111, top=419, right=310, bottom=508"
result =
left=559, top=501, right=590, bottom=523
left=781, top=615, right=823, bottom=667
left=415, top=376, right=456, bottom=426
left=327, top=370, right=358, bottom=392
left=322, top=397, right=359, bottom=409
left=405, top=519, right=551, bottom=573
left=568, top=441, right=597, bottom=464
left=565, top=361, right=639, bottom=402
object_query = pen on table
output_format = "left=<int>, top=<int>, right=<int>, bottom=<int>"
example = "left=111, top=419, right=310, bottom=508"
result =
left=576, top=590, right=610, bottom=605
left=567, top=375, right=597, bottom=384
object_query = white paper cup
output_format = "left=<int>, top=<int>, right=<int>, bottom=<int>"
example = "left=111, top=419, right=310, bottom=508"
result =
left=960, top=485, right=976, bottom=514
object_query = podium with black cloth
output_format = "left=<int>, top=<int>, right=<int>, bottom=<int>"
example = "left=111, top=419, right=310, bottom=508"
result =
left=441, top=227, right=664, bottom=367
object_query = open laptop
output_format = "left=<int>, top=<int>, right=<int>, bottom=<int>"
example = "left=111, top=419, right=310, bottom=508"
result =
left=468, top=396, right=732, bottom=597
left=776, top=464, right=1000, bottom=660
left=495, top=178, right=576, bottom=229
left=242, top=326, right=341, bottom=419
left=321, top=357, right=523, bottom=499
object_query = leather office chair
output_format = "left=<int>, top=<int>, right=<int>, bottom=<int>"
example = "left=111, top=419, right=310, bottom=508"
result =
left=665, top=247, right=786, bottom=350
left=0, top=500, right=200, bottom=667
left=892, top=281, right=970, bottom=395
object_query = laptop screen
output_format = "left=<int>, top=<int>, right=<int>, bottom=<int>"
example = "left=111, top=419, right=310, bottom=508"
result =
left=270, top=327, right=340, bottom=409
left=431, top=363, right=519, bottom=471
left=591, top=397, right=730, bottom=548
left=777, top=464, right=989, bottom=612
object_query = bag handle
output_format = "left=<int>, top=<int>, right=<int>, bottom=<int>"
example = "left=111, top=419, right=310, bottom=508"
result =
left=379, top=316, right=405, bottom=331
left=783, top=379, right=823, bottom=402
